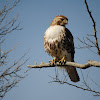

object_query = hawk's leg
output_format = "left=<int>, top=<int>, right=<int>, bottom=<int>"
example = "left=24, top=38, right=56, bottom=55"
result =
left=49, top=57, right=57, bottom=64
left=59, top=56, right=66, bottom=64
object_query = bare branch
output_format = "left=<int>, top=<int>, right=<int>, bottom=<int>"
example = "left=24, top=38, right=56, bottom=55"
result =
left=0, top=0, right=21, bottom=36
left=84, top=0, right=100, bottom=56
left=77, top=37, right=95, bottom=49
left=0, top=52, right=28, bottom=99
left=0, top=0, right=21, bottom=16
left=27, top=60, right=100, bottom=69
left=51, top=79, right=100, bottom=96
left=0, top=0, right=28, bottom=99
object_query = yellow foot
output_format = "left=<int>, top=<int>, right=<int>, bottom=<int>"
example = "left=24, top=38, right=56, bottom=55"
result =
left=49, top=57, right=57, bottom=64
left=59, top=56, right=66, bottom=64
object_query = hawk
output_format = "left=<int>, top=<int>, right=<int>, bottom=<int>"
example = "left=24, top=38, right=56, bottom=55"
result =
left=44, top=15, right=80, bottom=82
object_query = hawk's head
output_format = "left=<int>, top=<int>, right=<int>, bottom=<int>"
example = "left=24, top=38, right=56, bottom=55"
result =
left=50, top=15, right=68, bottom=26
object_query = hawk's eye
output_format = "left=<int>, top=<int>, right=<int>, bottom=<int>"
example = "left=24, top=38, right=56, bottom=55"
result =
left=61, top=18, right=64, bottom=21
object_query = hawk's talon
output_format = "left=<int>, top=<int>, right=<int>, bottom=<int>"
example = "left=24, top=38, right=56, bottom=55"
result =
left=59, top=56, right=66, bottom=64
left=49, top=57, right=57, bottom=64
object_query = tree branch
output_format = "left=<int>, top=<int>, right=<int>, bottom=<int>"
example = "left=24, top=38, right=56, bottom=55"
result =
left=51, top=80, right=100, bottom=96
left=27, top=60, right=100, bottom=69
left=84, top=0, right=100, bottom=56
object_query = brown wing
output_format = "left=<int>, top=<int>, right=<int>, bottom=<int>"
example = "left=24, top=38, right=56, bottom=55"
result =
left=64, top=28, right=75, bottom=61
left=64, top=28, right=80, bottom=82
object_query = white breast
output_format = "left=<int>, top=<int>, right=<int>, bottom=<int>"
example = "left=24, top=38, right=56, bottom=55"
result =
left=44, top=25, right=65, bottom=43
left=44, top=25, right=71, bottom=60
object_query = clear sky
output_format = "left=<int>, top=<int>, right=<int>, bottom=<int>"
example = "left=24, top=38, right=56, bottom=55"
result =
left=1, top=0, right=100, bottom=100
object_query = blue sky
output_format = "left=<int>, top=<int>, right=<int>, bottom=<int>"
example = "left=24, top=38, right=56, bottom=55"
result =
left=1, top=0, right=100, bottom=100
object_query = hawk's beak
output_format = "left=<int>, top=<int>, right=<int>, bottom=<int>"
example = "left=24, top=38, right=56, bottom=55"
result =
left=64, top=19, right=68, bottom=24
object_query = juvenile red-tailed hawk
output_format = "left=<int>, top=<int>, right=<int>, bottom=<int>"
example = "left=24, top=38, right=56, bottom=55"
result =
left=44, top=15, right=80, bottom=82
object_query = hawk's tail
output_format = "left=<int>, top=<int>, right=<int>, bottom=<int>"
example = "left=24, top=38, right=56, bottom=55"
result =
left=65, top=66, right=80, bottom=82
